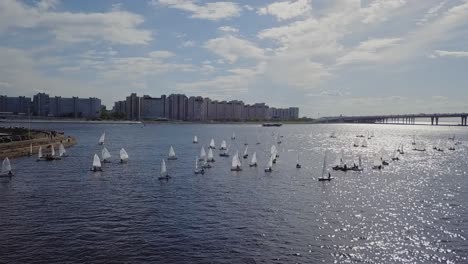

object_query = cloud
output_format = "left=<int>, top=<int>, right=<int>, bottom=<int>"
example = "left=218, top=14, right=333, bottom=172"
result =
left=361, top=0, right=407, bottom=24
left=417, top=1, right=446, bottom=26
left=180, top=40, right=196, bottom=47
left=431, top=50, right=468, bottom=58
left=152, top=0, right=241, bottom=20
left=204, top=35, right=265, bottom=63
left=0, top=0, right=152, bottom=45
left=218, top=26, right=239, bottom=33
left=336, top=38, right=402, bottom=65
left=257, top=0, right=312, bottom=21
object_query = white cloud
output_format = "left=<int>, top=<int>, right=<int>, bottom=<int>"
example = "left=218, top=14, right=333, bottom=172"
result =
left=361, top=0, right=407, bottom=24
left=336, top=38, right=402, bottom=65
left=218, top=26, right=238, bottom=33
left=257, top=0, right=312, bottom=21
left=152, top=0, right=241, bottom=20
left=431, top=50, right=468, bottom=58
left=181, top=40, right=196, bottom=47
left=417, top=1, right=446, bottom=26
left=0, top=0, right=152, bottom=45
left=204, top=35, right=265, bottom=63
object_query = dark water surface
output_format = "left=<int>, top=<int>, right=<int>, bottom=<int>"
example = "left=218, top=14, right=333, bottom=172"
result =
left=1, top=123, right=467, bottom=263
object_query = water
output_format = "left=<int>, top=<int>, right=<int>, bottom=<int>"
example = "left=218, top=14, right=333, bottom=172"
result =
left=0, top=123, right=467, bottom=263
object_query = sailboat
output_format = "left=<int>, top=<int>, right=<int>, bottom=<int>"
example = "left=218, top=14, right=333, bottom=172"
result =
left=249, top=152, right=257, bottom=167
left=318, top=154, right=333, bottom=181
left=277, top=134, right=282, bottom=144
left=98, top=132, right=105, bottom=145
left=448, top=143, right=456, bottom=151
left=158, top=159, right=170, bottom=180
left=231, top=151, right=242, bottom=171
left=36, top=146, right=44, bottom=161
left=45, top=144, right=59, bottom=161
left=220, top=140, right=227, bottom=150
left=168, top=146, right=177, bottom=160
left=381, top=149, right=390, bottom=165
left=231, top=132, right=236, bottom=140
left=333, top=150, right=348, bottom=171
left=209, top=139, right=216, bottom=149
left=220, top=144, right=230, bottom=157
left=101, top=147, right=112, bottom=163
left=397, top=144, right=405, bottom=154
left=193, top=136, right=198, bottom=144
left=264, top=155, right=273, bottom=172
left=29, top=143, right=33, bottom=157
left=59, top=143, right=68, bottom=157
left=194, top=156, right=204, bottom=175
left=199, top=146, right=207, bottom=161
left=361, top=139, right=368, bottom=148
left=436, top=141, right=444, bottom=152
left=91, top=154, right=102, bottom=171
left=202, top=155, right=212, bottom=169
left=353, top=138, right=360, bottom=147
left=351, top=155, right=363, bottom=171
left=330, top=132, right=336, bottom=138
left=296, top=153, right=301, bottom=168
left=356, top=133, right=365, bottom=138
left=207, top=148, right=215, bottom=162
left=411, top=135, right=416, bottom=145
left=242, top=145, right=249, bottom=159
left=391, top=149, right=399, bottom=161
left=0, top=157, right=13, bottom=177
left=372, top=154, right=383, bottom=170
left=413, top=142, right=426, bottom=151
left=120, top=148, right=129, bottom=163
left=244, top=136, right=248, bottom=146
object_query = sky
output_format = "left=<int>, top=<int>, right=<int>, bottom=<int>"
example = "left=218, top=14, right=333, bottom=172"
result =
left=0, top=0, right=468, bottom=117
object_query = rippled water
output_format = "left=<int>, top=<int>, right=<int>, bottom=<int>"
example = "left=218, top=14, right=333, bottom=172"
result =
left=1, top=123, right=467, bottom=263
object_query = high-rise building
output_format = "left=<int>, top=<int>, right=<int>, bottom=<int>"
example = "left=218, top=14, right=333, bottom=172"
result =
left=31, top=93, right=101, bottom=118
left=0, top=95, right=31, bottom=114
left=187, top=96, right=205, bottom=121
left=167, top=94, right=188, bottom=120
left=32, top=93, right=50, bottom=116
left=126, top=93, right=140, bottom=120
left=140, top=95, right=167, bottom=120
left=113, top=101, right=126, bottom=114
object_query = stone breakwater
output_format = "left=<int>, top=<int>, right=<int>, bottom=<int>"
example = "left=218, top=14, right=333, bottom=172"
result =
left=0, top=132, right=76, bottom=159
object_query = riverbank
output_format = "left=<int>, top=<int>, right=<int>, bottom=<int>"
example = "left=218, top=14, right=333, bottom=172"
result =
left=0, top=132, right=76, bottom=159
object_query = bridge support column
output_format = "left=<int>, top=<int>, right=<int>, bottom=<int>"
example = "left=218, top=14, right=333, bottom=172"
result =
left=436, top=117, right=439, bottom=125
left=431, top=117, right=434, bottom=125
left=462, top=116, right=467, bottom=126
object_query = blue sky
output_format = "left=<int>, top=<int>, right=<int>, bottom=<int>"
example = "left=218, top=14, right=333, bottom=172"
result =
left=1, top=0, right=468, bottom=117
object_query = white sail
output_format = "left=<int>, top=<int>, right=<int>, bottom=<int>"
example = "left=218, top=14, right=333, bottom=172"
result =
left=251, top=152, right=257, bottom=165
left=270, top=145, right=277, bottom=156
left=267, top=155, right=273, bottom=169
left=373, top=155, right=382, bottom=167
left=231, top=153, right=241, bottom=169
left=382, top=149, right=390, bottom=162
left=339, top=149, right=345, bottom=166
left=98, top=132, right=105, bottom=145
left=207, top=148, right=214, bottom=161
left=120, top=148, right=129, bottom=161
left=200, top=147, right=206, bottom=159
left=51, top=144, right=55, bottom=156
left=102, top=147, right=112, bottom=160
left=193, top=136, right=198, bottom=143
left=59, top=144, right=66, bottom=157
left=220, top=140, right=227, bottom=150
left=232, top=132, right=236, bottom=139
left=195, top=157, right=199, bottom=169
left=2, top=157, right=11, bottom=173
left=169, top=146, right=176, bottom=158
left=243, top=145, right=248, bottom=156
left=321, top=154, right=327, bottom=178
left=209, top=139, right=215, bottom=148
left=93, top=154, right=101, bottom=168
left=160, top=159, right=167, bottom=176
left=38, top=146, right=43, bottom=158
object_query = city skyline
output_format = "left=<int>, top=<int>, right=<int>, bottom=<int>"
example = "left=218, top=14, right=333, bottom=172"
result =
left=1, top=1, right=468, bottom=117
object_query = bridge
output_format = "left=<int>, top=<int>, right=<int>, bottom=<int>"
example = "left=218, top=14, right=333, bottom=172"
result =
left=318, top=113, right=468, bottom=126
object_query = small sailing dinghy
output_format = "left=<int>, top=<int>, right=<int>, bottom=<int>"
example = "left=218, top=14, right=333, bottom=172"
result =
left=199, top=147, right=207, bottom=161
left=193, top=136, right=198, bottom=144
left=381, top=149, right=390, bottom=165
left=411, top=135, right=416, bottom=145
left=318, top=154, right=333, bottom=181
left=391, top=149, right=399, bottom=161
left=351, top=155, right=363, bottom=171
left=91, top=154, right=102, bottom=172
left=220, top=144, right=230, bottom=157
left=353, top=139, right=360, bottom=147
left=277, top=134, right=282, bottom=144
left=158, top=159, right=170, bottom=180
left=220, top=140, right=227, bottom=150
left=101, top=147, right=112, bottom=163
left=242, top=145, right=249, bottom=159
left=372, top=155, right=383, bottom=170
left=28, top=143, right=33, bottom=157
left=168, top=146, right=177, bottom=160
left=361, top=139, right=368, bottom=148
left=0, top=157, right=13, bottom=177
left=264, top=155, right=273, bottom=172
left=45, top=144, right=59, bottom=161
left=207, top=148, right=215, bottom=162
left=194, top=156, right=204, bottom=175
left=296, top=153, right=301, bottom=168
left=412, top=142, right=426, bottom=151
left=202, top=155, right=212, bottom=169
left=36, top=146, right=45, bottom=161
left=231, top=132, right=236, bottom=140
left=249, top=152, right=257, bottom=167
left=330, top=132, right=336, bottom=138
left=120, top=148, right=129, bottom=163
left=231, top=151, right=242, bottom=171
left=59, top=143, right=68, bottom=157
left=209, top=139, right=216, bottom=149
left=98, top=132, right=105, bottom=145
